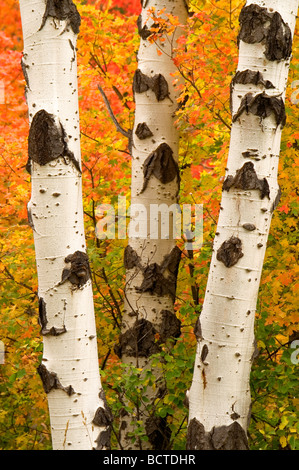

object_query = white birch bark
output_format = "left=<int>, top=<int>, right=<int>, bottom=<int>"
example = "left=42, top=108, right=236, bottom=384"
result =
left=118, top=0, right=187, bottom=450
left=19, top=0, right=111, bottom=450
left=187, top=0, right=298, bottom=450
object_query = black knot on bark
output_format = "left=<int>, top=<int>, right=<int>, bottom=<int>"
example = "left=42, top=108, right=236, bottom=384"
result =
left=216, top=236, right=244, bottom=268
left=237, top=4, right=292, bottom=61
left=62, top=251, right=91, bottom=288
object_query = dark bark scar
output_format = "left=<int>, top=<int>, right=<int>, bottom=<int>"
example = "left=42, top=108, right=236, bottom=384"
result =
left=37, top=363, right=75, bottom=396
left=141, top=143, right=180, bottom=193
left=238, top=4, right=292, bottom=61
left=216, top=236, right=244, bottom=268
left=223, top=161, right=270, bottom=200
left=232, top=92, right=286, bottom=128
left=39, top=0, right=81, bottom=34
left=61, top=251, right=91, bottom=288
left=27, top=109, right=81, bottom=173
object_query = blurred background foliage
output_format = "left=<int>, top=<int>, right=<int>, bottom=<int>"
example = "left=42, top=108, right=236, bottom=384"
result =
left=0, top=0, right=298, bottom=450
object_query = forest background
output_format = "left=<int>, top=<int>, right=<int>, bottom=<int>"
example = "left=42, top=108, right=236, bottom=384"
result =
left=0, top=0, right=298, bottom=450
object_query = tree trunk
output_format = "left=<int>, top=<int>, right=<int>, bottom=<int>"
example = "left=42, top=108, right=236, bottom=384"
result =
left=187, top=0, right=298, bottom=450
left=19, top=0, right=112, bottom=450
left=117, top=0, right=188, bottom=450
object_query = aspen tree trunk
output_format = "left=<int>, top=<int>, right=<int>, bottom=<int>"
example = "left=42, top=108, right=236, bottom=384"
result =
left=116, top=0, right=187, bottom=450
left=19, top=0, right=112, bottom=450
left=187, top=0, right=298, bottom=450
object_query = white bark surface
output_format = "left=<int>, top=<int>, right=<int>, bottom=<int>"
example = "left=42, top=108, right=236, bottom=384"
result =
left=19, top=0, right=107, bottom=450
left=188, top=0, right=298, bottom=446
left=125, top=0, right=187, bottom=315
left=119, top=0, right=188, bottom=449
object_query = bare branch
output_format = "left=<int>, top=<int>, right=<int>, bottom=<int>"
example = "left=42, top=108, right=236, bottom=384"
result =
left=97, top=85, right=131, bottom=140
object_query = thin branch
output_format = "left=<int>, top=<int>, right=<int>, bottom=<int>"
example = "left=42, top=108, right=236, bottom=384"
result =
left=97, top=85, right=131, bottom=140
left=3, top=266, right=37, bottom=296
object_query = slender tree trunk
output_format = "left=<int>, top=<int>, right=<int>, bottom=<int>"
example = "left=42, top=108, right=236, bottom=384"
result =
left=187, top=0, right=298, bottom=450
left=19, top=0, right=112, bottom=450
left=117, top=0, right=188, bottom=450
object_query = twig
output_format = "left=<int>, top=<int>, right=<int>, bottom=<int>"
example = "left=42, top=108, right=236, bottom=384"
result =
left=97, top=85, right=131, bottom=140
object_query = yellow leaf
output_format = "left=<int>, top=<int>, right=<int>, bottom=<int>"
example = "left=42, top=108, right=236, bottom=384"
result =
left=279, top=415, right=288, bottom=430
left=279, top=436, right=287, bottom=448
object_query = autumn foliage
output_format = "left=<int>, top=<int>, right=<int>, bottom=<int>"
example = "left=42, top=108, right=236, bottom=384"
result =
left=0, top=0, right=298, bottom=450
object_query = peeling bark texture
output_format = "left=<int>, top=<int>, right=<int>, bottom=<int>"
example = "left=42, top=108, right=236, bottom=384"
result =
left=238, top=4, right=292, bottom=61
left=186, top=418, right=249, bottom=450
left=265, top=11, right=292, bottom=61
left=231, top=69, right=275, bottom=89
left=232, top=92, right=286, bottom=128
left=145, top=416, right=171, bottom=450
left=133, top=69, right=169, bottom=102
left=27, top=109, right=81, bottom=173
left=114, top=319, right=160, bottom=359
left=38, top=297, right=67, bottom=336
left=21, top=55, right=30, bottom=88
left=39, top=0, right=81, bottom=34
left=216, top=236, right=244, bottom=268
left=211, top=422, right=249, bottom=450
left=223, top=161, right=270, bottom=200
left=135, top=122, right=154, bottom=140
left=92, top=406, right=113, bottom=427
left=194, top=317, right=202, bottom=341
left=124, top=245, right=141, bottom=270
left=62, top=251, right=91, bottom=288
left=124, top=245, right=181, bottom=300
left=141, top=143, right=180, bottom=193
left=186, top=418, right=212, bottom=450
left=37, top=363, right=75, bottom=396
left=230, top=69, right=275, bottom=113
left=38, top=297, right=48, bottom=333
left=92, top=389, right=113, bottom=449
left=115, top=310, right=181, bottom=357
left=137, top=14, right=151, bottom=40
left=159, top=309, right=181, bottom=343
left=136, top=263, right=172, bottom=297
left=136, top=246, right=181, bottom=300
left=93, top=389, right=113, bottom=425
left=94, top=428, right=112, bottom=451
